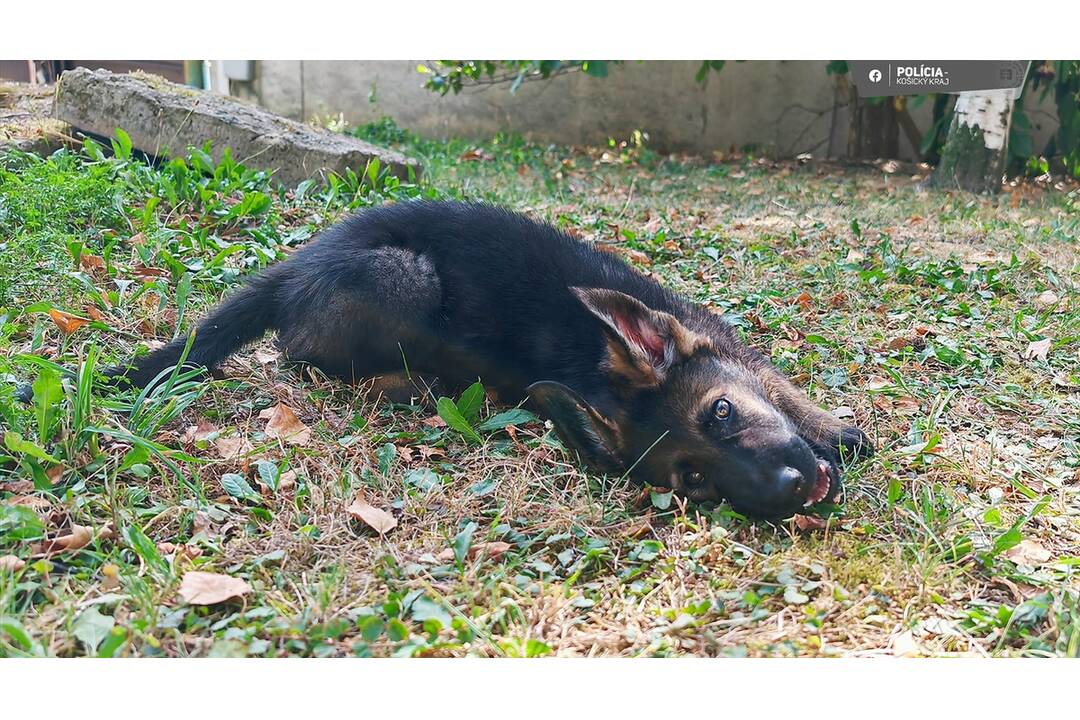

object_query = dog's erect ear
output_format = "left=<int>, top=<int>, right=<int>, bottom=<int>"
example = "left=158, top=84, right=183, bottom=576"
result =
left=572, top=287, right=709, bottom=387
left=527, top=381, right=623, bottom=474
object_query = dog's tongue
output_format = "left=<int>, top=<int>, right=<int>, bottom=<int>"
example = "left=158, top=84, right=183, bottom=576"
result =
left=803, top=460, right=832, bottom=506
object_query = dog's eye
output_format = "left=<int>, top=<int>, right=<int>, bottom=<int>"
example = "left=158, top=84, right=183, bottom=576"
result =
left=712, top=398, right=732, bottom=421
left=683, top=471, right=705, bottom=488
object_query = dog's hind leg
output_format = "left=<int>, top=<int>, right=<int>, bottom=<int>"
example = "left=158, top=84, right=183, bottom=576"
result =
left=274, top=246, right=445, bottom=382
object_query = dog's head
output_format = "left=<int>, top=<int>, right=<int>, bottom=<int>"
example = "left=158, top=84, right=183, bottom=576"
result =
left=528, top=288, right=841, bottom=519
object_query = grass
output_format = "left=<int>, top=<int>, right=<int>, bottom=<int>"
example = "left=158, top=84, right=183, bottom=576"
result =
left=0, top=118, right=1078, bottom=657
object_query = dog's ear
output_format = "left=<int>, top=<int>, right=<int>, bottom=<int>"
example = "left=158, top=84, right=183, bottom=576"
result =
left=527, top=381, right=623, bottom=474
left=572, top=287, right=709, bottom=387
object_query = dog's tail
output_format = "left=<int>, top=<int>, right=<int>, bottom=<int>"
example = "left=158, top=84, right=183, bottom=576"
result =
left=105, top=265, right=285, bottom=390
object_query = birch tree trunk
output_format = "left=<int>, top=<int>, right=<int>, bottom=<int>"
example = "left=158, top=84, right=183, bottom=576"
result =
left=929, top=89, right=1014, bottom=193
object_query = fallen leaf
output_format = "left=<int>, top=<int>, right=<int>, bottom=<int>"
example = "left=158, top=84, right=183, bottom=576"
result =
left=422, top=415, right=447, bottom=428
left=132, top=265, right=170, bottom=280
left=278, top=469, right=298, bottom=493
left=178, top=571, right=251, bottom=605
left=215, top=436, right=254, bottom=460
left=157, top=542, right=204, bottom=561
left=416, top=445, right=445, bottom=460
left=1003, top=539, right=1052, bottom=566
left=1023, top=338, right=1051, bottom=362
left=793, top=514, right=828, bottom=531
left=182, top=419, right=220, bottom=444
left=346, top=495, right=397, bottom=535
left=48, top=308, right=90, bottom=335
left=864, top=376, right=892, bottom=390
left=459, top=148, right=493, bottom=162
left=892, top=396, right=921, bottom=415
left=793, top=291, right=813, bottom=311
left=831, top=406, right=854, bottom=419
left=0, top=480, right=35, bottom=493
left=260, top=404, right=311, bottom=445
left=253, top=348, right=279, bottom=365
left=436, top=541, right=513, bottom=563
left=35, top=524, right=93, bottom=556
left=79, top=254, right=106, bottom=274
left=0, top=555, right=26, bottom=572
left=891, top=631, right=922, bottom=657
left=7, top=494, right=53, bottom=513
left=1033, top=290, right=1059, bottom=308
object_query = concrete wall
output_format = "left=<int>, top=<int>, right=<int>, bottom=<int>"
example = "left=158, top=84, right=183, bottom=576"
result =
left=232, top=61, right=1060, bottom=161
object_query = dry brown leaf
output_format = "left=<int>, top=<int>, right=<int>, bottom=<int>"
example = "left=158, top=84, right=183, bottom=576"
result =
left=1033, top=290, right=1059, bottom=308
left=7, top=494, right=53, bottom=513
left=253, top=348, right=279, bottom=365
left=278, top=469, right=298, bottom=493
left=793, top=514, right=828, bottom=531
left=260, top=404, right=311, bottom=445
left=891, top=631, right=922, bottom=657
left=215, top=436, right=254, bottom=460
left=157, top=542, right=204, bottom=561
left=178, top=571, right=251, bottom=605
left=892, top=396, right=921, bottom=415
left=79, top=254, right=106, bottom=274
left=1003, top=539, right=1052, bottom=566
left=416, top=445, right=445, bottom=460
left=793, top=291, right=813, bottom=311
left=132, top=265, right=169, bottom=280
left=0, top=555, right=26, bottom=572
left=35, top=524, right=93, bottom=556
left=346, top=495, right=397, bottom=535
left=1024, top=338, right=1052, bottom=362
left=182, top=419, right=220, bottom=444
left=864, top=376, right=892, bottom=390
left=422, top=415, right=447, bottom=428
left=48, top=308, right=90, bottom=335
left=0, top=480, right=35, bottom=494
left=459, top=148, right=493, bottom=162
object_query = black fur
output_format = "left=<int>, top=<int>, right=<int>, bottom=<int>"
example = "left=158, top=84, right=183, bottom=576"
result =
left=107, top=201, right=872, bottom=518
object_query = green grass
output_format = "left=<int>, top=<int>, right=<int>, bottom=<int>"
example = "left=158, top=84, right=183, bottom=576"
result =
left=0, top=119, right=1078, bottom=657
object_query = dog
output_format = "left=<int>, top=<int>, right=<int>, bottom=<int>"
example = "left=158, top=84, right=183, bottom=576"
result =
left=106, top=201, right=872, bottom=519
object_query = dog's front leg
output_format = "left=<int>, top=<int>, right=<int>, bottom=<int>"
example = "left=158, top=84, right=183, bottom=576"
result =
left=757, top=366, right=873, bottom=464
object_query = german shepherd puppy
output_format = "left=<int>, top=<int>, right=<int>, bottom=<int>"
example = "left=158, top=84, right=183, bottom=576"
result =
left=108, top=201, right=872, bottom=519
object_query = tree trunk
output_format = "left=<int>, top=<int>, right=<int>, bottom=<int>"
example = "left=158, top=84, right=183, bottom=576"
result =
left=929, top=89, right=1014, bottom=193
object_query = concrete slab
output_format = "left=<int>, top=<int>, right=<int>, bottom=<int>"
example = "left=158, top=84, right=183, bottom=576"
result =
left=53, top=67, right=421, bottom=186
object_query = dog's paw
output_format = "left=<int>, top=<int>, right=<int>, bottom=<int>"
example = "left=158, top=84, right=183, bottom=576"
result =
left=839, top=425, right=874, bottom=461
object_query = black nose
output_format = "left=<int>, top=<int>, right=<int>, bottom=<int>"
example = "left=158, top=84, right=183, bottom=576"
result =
left=775, top=466, right=806, bottom=496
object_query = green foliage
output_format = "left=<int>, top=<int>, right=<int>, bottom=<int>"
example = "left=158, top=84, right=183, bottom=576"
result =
left=1021, top=60, right=1080, bottom=177
left=418, top=60, right=617, bottom=95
